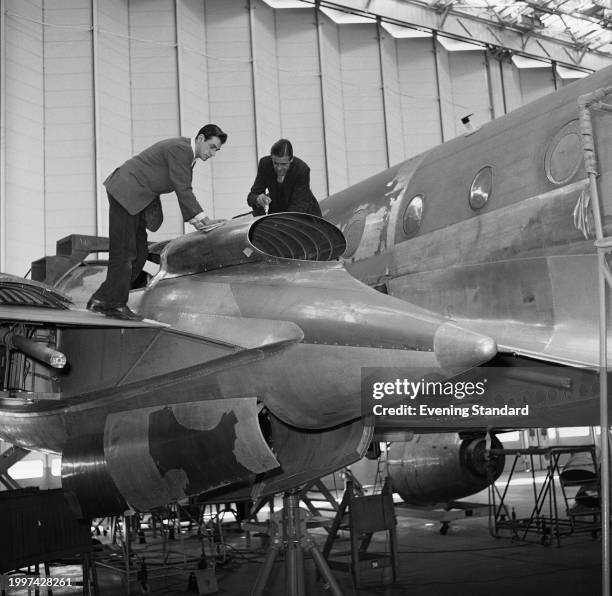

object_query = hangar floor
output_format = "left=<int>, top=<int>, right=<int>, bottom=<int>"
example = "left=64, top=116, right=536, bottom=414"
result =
left=5, top=472, right=603, bottom=595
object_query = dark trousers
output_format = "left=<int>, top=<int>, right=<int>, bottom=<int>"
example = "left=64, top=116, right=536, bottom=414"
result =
left=91, top=193, right=148, bottom=307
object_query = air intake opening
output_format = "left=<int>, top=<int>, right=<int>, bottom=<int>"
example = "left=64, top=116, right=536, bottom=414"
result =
left=249, top=213, right=346, bottom=261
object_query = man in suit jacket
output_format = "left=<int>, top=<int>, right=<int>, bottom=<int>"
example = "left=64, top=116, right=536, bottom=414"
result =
left=87, top=124, right=228, bottom=321
left=247, top=139, right=321, bottom=217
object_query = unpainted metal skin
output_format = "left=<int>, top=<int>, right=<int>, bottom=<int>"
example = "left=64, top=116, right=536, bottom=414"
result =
left=0, top=213, right=494, bottom=516
left=322, top=64, right=612, bottom=433
left=4, top=62, right=612, bottom=515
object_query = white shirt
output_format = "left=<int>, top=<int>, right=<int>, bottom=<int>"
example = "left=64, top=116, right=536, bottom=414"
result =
left=190, top=137, right=197, bottom=169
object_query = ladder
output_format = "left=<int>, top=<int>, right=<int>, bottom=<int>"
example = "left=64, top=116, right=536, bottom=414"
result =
left=299, top=469, right=361, bottom=528
left=299, top=478, right=340, bottom=521
left=322, top=476, right=398, bottom=588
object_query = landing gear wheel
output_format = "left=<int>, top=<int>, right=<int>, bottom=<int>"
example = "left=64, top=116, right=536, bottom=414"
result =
left=440, top=522, right=450, bottom=535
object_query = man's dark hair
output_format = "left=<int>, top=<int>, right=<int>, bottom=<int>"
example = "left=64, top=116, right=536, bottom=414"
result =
left=270, top=138, right=293, bottom=159
left=197, top=124, right=227, bottom=144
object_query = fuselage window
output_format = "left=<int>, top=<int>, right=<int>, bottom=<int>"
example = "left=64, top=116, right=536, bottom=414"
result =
left=545, top=120, right=583, bottom=185
left=402, top=195, right=424, bottom=237
left=469, top=166, right=493, bottom=210
left=343, top=209, right=367, bottom=258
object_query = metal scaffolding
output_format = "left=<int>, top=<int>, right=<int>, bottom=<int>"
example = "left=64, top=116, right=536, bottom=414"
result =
left=579, top=83, right=612, bottom=596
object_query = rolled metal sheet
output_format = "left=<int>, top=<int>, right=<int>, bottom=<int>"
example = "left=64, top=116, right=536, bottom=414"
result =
left=103, top=398, right=279, bottom=512
left=61, top=432, right=128, bottom=519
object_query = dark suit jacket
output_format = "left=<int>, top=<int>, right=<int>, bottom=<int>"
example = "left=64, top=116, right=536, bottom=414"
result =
left=104, top=137, right=203, bottom=227
left=247, top=156, right=321, bottom=216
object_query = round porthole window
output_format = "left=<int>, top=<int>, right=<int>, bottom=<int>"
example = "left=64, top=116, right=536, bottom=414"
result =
left=343, top=209, right=367, bottom=258
left=545, top=120, right=583, bottom=185
left=469, top=166, right=493, bottom=210
left=402, top=195, right=424, bottom=237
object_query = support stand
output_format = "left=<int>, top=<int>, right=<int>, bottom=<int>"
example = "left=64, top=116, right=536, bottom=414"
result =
left=251, top=489, right=343, bottom=596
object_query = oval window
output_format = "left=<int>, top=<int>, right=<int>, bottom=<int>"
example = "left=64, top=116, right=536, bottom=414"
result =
left=545, top=120, right=583, bottom=185
left=469, top=166, right=492, bottom=210
left=402, top=195, right=424, bottom=237
left=343, top=209, right=367, bottom=258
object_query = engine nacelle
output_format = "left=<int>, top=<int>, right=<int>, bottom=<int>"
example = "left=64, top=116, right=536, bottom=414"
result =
left=157, top=212, right=347, bottom=278
left=387, top=433, right=505, bottom=506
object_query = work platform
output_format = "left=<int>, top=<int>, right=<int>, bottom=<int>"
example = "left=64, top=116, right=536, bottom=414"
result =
left=489, top=445, right=600, bottom=546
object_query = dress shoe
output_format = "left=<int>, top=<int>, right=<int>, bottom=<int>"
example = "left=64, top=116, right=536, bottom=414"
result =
left=86, top=299, right=143, bottom=321
left=102, top=305, right=143, bottom=321
left=86, top=298, right=108, bottom=314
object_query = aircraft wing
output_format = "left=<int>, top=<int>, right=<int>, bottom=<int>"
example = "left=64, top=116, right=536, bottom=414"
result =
left=0, top=305, right=168, bottom=328
left=0, top=274, right=158, bottom=327
left=0, top=274, right=304, bottom=350
left=453, top=317, right=599, bottom=370
left=0, top=303, right=304, bottom=349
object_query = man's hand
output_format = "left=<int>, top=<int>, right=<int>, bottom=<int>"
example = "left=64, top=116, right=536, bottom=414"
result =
left=256, top=194, right=272, bottom=213
left=188, top=212, right=208, bottom=230
left=189, top=212, right=227, bottom=232
left=200, top=218, right=227, bottom=232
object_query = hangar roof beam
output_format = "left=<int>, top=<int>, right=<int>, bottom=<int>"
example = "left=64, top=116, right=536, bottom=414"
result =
left=267, top=0, right=612, bottom=71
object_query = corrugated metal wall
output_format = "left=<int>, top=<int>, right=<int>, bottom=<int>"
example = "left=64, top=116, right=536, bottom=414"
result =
left=0, top=0, right=589, bottom=275
left=3, top=0, right=45, bottom=274
left=44, top=0, right=95, bottom=251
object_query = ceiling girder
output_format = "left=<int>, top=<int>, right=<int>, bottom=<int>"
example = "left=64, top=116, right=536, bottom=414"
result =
left=298, top=0, right=612, bottom=70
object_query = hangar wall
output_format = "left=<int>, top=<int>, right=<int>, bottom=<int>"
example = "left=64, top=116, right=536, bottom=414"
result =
left=0, top=0, right=588, bottom=276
